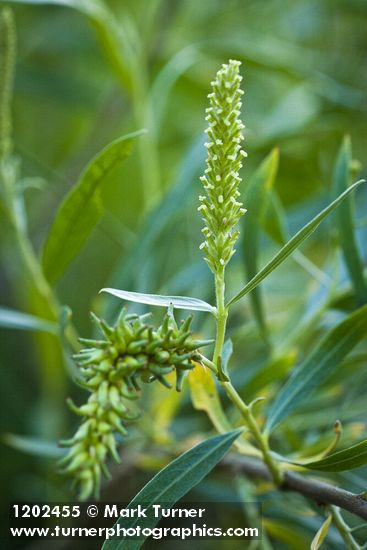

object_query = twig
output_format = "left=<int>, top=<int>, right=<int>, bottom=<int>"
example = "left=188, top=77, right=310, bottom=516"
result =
left=222, top=454, right=367, bottom=521
left=328, top=505, right=362, bottom=550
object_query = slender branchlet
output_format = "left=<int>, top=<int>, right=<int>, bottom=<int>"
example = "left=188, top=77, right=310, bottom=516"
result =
left=329, top=506, right=362, bottom=550
left=60, top=308, right=212, bottom=500
left=199, top=59, right=247, bottom=274
left=0, top=8, right=16, bottom=160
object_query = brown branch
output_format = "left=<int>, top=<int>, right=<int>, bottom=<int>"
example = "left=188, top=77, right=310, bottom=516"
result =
left=222, top=454, right=367, bottom=521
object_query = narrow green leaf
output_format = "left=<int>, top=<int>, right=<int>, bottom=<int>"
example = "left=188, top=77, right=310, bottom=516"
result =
left=265, top=193, right=331, bottom=286
left=0, top=0, right=106, bottom=18
left=3, top=0, right=134, bottom=92
left=102, top=429, right=243, bottom=550
left=310, top=514, right=332, bottom=550
left=100, top=288, right=216, bottom=314
left=264, top=518, right=306, bottom=550
left=242, top=148, right=279, bottom=344
left=222, top=338, right=233, bottom=374
left=42, top=131, right=144, bottom=283
left=265, top=303, right=367, bottom=433
left=148, top=46, right=201, bottom=137
left=302, top=438, right=367, bottom=472
left=2, top=433, right=64, bottom=458
left=263, top=190, right=288, bottom=245
left=227, top=179, right=365, bottom=307
left=0, top=306, right=57, bottom=333
left=333, top=136, right=367, bottom=304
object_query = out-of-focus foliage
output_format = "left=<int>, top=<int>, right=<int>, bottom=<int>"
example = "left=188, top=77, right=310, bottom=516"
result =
left=0, top=1, right=366, bottom=548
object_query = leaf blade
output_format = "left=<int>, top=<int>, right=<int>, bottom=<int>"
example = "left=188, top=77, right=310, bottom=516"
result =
left=242, top=148, right=279, bottom=344
left=42, top=131, right=143, bottom=283
left=1, top=0, right=105, bottom=18
left=188, top=366, right=256, bottom=456
left=333, top=136, right=367, bottom=304
left=102, top=429, right=243, bottom=550
left=100, top=288, right=216, bottom=314
left=2, top=433, right=64, bottom=458
left=302, top=438, right=367, bottom=472
left=227, top=179, right=365, bottom=307
left=310, top=514, right=332, bottom=550
left=188, top=366, right=233, bottom=434
left=0, top=306, right=57, bottom=334
left=265, top=303, right=367, bottom=433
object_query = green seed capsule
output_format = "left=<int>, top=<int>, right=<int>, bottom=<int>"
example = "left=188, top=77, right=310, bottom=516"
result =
left=154, top=350, right=170, bottom=363
left=60, top=306, right=209, bottom=500
left=176, top=369, right=186, bottom=392
left=97, top=380, right=109, bottom=407
left=64, top=452, right=90, bottom=473
left=97, top=421, right=113, bottom=434
left=78, top=477, right=94, bottom=502
left=86, top=374, right=104, bottom=389
left=95, top=443, right=107, bottom=462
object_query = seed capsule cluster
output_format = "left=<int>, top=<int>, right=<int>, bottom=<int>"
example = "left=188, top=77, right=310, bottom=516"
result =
left=199, top=59, right=247, bottom=273
left=59, top=308, right=211, bottom=500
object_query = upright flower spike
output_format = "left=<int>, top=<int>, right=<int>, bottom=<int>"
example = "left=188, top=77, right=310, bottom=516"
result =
left=199, top=59, right=247, bottom=273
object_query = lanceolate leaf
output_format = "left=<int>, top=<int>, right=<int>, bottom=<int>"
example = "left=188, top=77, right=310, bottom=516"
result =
left=1, top=0, right=108, bottom=19
left=265, top=303, right=367, bottom=433
left=333, top=136, right=367, bottom=304
left=188, top=366, right=233, bottom=434
left=188, top=367, right=256, bottom=456
left=100, top=288, right=216, bottom=314
left=264, top=190, right=289, bottom=246
left=2, top=433, right=64, bottom=458
left=242, top=148, right=279, bottom=345
left=226, top=179, right=365, bottom=307
left=149, top=46, right=201, bottom=137
left=4, top=0, right=134, bottom=92
left=264, top=192, right=331, bottom=285
left=302, top=438, right=367, bottom=472
left=42, top=131, right=143, bottom=283
left=0, top=306, right=57, bottom=334
left=310, top=514, right=332, bottom=550
left=102, top=429, right=243, bottom=550
left=221, top=338, right=233, bottom=375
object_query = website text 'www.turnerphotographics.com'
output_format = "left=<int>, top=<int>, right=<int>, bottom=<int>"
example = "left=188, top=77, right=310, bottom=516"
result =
left=9, top=502, right=262, bottom=541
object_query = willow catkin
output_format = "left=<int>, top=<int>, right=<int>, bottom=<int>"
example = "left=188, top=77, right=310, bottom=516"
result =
left=60, top=308, right=212, bottom=500
left=199, top=59, right=247, bottom=274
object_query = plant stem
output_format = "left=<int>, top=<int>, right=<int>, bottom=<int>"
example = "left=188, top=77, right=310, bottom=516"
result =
left=14, top=218, right=58, bottom=315
left=221, top=379, right=283, bottom=485
left=3, top=169, right=80, bottom=353
left=212, top=269, right=228, bottom=366
left=14, top=218, right=79, bottom=348
left=212, top=267, right=283, bottom=486
left=329, top=506, right=362, bottom=550
left=197, top=354, right=218, bottom=374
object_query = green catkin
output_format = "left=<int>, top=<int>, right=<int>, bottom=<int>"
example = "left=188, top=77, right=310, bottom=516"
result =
left=199, top=59, right=247, bottom=274
left=60, top=308, right=212, bottom=500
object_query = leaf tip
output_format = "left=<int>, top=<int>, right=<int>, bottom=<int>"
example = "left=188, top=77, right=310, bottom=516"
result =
left=99, top=288, right=111, bottom=295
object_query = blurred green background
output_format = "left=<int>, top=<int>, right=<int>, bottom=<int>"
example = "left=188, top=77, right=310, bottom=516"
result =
left=1, top=0, right=366, bottom=548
